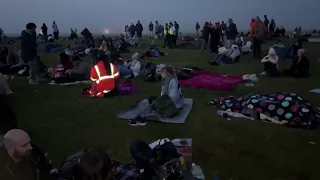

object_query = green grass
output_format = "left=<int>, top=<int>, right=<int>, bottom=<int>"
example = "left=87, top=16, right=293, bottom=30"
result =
left=6, top=38, right=320, bottom=180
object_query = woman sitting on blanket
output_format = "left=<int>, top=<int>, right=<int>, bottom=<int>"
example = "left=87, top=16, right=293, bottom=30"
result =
left=65, top=55, right=90, bottom=81
left=48, top=52, right=73, bottom=78
left=129, top=66, right=184, bottom=126
left=82, top=51, right=120, bottom=98
left=0, top=46, right=27, bottom=75
left=260, top=47, right=280, bottom=77
left=282, top=48, right=309, bottom=78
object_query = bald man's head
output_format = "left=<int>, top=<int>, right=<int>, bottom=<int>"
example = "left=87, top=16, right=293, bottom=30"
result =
left=3, top=129, right=33, bottom=162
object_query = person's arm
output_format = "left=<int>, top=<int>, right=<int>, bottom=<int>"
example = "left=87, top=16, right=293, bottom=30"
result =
left=168, top=79, right=183, bottom=103
left=112, top=64, right=120, bottom=79
left=90, top=65, right=98, bottom=82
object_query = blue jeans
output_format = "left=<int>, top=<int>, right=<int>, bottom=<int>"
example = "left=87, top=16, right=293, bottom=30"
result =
left=116, top=65, right=132, bottom=77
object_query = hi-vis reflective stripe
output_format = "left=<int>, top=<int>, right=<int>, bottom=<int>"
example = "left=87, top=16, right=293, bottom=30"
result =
left=93, top=63, right=119, bottom=84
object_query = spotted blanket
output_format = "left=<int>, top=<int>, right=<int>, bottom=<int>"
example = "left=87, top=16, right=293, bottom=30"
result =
left=209, top=93, right=320, bottom=129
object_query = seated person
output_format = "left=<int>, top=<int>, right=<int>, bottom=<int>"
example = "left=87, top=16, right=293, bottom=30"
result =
left=124, top=52, right=141, bottom=77
left=82, top=51, right=120, bottom=98
left=143, top=42, right=166, bottom=57
left=1, top=46, right=25, bottom=74
left=67, top=149, right=142, bottom=180
left=99, top=40, right=108, bottom=52
left=115, top=59, right=133, bottom=78
left=241, top=41, right=252, bottom=53
left=279, top=26, right=286, bottom=36
left=66, top=55, right=90, bottom=81
left=48, top=52, right=73, bottom=78
left=209, top=44, right=241, bottom=65
left=130, top=66, right=184, bottom=124
left=282, top=49, right=309, bottom=78
left=260, top=47, right=280, bottom=77
left=292, top=40, right=303, bottom=56
left=64, top=45, right=74, bottom=56
left=273, top=40, right=285, bottom=48
left=1, top=129, right=52, bottom=180
left=47, top=34, right=54, bottom=42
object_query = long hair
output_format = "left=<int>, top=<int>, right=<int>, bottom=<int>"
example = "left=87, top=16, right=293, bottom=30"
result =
left=73, top=149, right=113, bottom=180
left=161, top=66, right=177, bottom=79
left=59, top=52, right=70, bottom=65
left=101, top=55, right=112, bottom=76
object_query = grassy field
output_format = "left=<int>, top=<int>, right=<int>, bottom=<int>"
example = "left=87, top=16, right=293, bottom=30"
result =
left=6, top=38, right=320, bottom=180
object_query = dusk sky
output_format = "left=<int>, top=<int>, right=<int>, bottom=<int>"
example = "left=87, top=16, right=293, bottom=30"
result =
left=0, top=0, right=319, bottom=35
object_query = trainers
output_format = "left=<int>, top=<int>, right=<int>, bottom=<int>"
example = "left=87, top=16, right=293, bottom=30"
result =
left=29, top=79, right=39, bottom=85
left=260, top=71, right=267, bottom=75
left=128, top=117, right=147, bottom=126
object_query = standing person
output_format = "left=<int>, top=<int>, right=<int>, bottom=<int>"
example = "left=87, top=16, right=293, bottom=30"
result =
left=21, top=23, right=39, bottom=84
left=201, top=22, right=210, bottom=51
left=251, top=16, right=267, bottom=59
left=225, top=18, right=238, bottom=48
left=195, top=22, right=200, bottom=37
left=41, top=23, right=48, bottom=43
left=168, top=22, right=175, bottom=48
left=210, top=23, right=221, bottom=56
left=264, top=15, right=269, bottom=29
left=162, top=23, right=169, bottom=48
left=129, top=23, right=135, bottom=37
left=135, top=20, right=143, bottom=39
left=174, top=21, right=179, bottom=45
left=52, top=21, right=59, bottom=40
left=269, top=19, right=276, bottom=34
left=148, top=21, right=154, bottom=38
left=0, top=28, right=3, bottom=43
left=124, top=25, right=129, bottom=36
left=154, top=21, right=160, bottom=38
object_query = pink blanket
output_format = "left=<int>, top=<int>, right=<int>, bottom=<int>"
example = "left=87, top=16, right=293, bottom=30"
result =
left=179, top=70, right=244, bottom=90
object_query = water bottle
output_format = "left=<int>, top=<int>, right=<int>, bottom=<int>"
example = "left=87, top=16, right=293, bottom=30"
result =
left=191, top=163, right=205, bottom=179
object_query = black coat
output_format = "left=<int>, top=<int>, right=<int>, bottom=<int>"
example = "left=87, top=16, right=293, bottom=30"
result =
left=290, top=56, right=310, bottom=78
left=225, top=23, right=238, bottom=40
left=210, top=27, right=220, bottom=44
left=20, top=30, right=37, bottom=62
left=135, top=23, right=143, bottom=33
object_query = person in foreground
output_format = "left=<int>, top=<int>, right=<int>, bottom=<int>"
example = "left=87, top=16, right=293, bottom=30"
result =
left=82, top=51, right=120, bottom=98
left=0, top=129, right=51, bottom=180
left=70, top=149, right=141, bottom=180
left=260, top=47, right=280, bottom=77
left=129, top=66, right=184, bottom=126
left=282, top=48, right=309, bottom=78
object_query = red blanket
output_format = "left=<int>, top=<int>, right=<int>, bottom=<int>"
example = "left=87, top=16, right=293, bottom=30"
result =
left=179, top=70, right=244, bottom=90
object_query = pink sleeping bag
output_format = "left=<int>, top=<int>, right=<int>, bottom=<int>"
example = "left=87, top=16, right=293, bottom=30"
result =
left=179, top=70, right=244, bottom=90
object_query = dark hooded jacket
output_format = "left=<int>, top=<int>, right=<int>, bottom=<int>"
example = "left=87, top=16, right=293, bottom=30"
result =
left=20, top=30, right=37, bottom=62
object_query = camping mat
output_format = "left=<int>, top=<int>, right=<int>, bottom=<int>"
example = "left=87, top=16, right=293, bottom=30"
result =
left=116, top=98, right=193, bottom=124
left=48, top=80, right=91, bottom=86
left=179, top=70, right=244, bottom=91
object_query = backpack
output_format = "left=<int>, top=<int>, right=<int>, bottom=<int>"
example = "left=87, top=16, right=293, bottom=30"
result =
left=117, top=79, right=137, bottom=95
left=152, top=139, right=184, bottom=180
left=57, top=149, right=91, bottom=179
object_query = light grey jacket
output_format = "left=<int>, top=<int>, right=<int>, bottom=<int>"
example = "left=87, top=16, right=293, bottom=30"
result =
left=161, top=78, right=184, bottom=108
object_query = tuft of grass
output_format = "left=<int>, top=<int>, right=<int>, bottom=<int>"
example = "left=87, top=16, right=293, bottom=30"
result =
left=7, top=38, right=320, bottom=180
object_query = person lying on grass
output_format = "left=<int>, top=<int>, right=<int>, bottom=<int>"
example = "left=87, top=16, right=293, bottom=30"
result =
left=82, top=51, right=119, bottom=98
left=282, top=48, right=309, bottom=78
left=260, top=47, right=280, bottom=77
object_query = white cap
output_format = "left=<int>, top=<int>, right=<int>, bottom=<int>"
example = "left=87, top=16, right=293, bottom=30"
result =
left=192, top=163, right=195, bottom=166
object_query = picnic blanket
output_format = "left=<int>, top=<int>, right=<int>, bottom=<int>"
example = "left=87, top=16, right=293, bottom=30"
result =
left=179, top=71, right=244, bottom=90
left=117, top=98, right=193, bottom=124
left=209, top=93, right=320, bottom=129
left=49, top=80, right=91, bottom=86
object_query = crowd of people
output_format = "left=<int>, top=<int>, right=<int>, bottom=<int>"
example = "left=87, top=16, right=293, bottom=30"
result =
left=0, top=15, right=315, bottom=180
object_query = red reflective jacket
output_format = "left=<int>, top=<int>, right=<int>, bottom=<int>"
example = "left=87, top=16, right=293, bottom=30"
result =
left=89, top=61, right=119, bottom=97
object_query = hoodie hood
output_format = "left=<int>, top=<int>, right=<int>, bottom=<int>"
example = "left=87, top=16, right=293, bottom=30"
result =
left=132, top=52, right=139, bottom=60
left=268, top=47, right=276, bottom=56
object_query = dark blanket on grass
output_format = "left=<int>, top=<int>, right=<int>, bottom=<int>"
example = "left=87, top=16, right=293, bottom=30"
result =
left=209, top=93, right=320, bottom=129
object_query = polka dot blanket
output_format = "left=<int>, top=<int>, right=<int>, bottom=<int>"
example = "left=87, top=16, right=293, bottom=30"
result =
left=209, top=93, right=320, bottom=129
